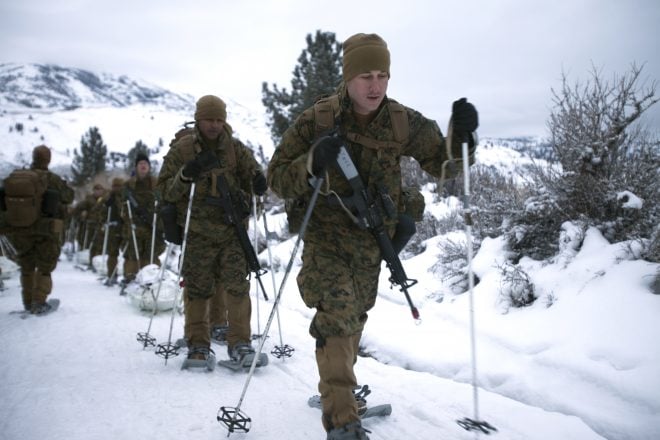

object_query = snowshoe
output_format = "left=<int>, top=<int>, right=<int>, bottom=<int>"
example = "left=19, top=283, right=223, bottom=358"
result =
left=174, top=337, right=188, bottom=349
left=211, top=325, right=229, bottom=344
left=103, top=275, right=118, bottom=287
left=31, top=298, right=60, bottom=316
left=308, top=384, right=391, bottom=420
left=218, top=343, right=268, bottom=371
left=181, top=346, right=216, bottom=371
left=118, top=279, right=130, bottom=296
left=326, top=421, right=370, bottom=440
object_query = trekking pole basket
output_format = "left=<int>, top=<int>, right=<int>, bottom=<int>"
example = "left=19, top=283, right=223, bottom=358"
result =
left=217, top=406, right=251, bottom=434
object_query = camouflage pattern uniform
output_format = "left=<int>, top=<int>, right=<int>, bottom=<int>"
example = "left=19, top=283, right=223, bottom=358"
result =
left=86, top=185, right=108, bottom=267
left=267, top=82, right=469, bottom=431
left=72, top=192, right=94, bottom=251
left=103, top=178, right=125, bottom=280
left=120, top=174, right=164, bottom=280
left=4, top=146, right=74, bottom=311
left=158, top=125, right=262, bottom=354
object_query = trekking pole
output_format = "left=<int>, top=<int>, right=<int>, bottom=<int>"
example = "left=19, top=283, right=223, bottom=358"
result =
left=105, top=242, right=128, bottom=287
left=101, top=207, right=111, bottom=271
left=218, top=176, right=325, bottom=435
left=455, top=140, right=497, bottom=436
left=137, top=241, right=175, bottom=348
left=125, top=200, right=141, bottom=263
left=251, top=195, right=263, bottom=339
left=81, top=220, right=90, bottom=251
left=155, top=183, right=196, bottom=364
left=150, top=199, right=158, bottom=265
left=261, top=200, right=294, bottom=359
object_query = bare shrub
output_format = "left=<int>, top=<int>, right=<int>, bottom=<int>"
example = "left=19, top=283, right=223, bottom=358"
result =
left=512, top=64, right=659, bottom=261
left=498, top=262, right=536, bottom=308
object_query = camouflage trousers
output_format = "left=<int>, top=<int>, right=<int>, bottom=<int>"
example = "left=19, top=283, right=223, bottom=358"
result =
left=181, top=230, right=251, bottom=349
left=10, top=231, right=61, bottom=308
left=123, top=226, right=165, bottom=279
left=105, top=228, right=123, bottom=278
left=297, top=227, right=382, bottom=432
left=297, top=227, right=381, bottom=340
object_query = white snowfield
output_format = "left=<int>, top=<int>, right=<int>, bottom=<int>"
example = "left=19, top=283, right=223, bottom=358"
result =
left=0, top=223, right=658, bottom=440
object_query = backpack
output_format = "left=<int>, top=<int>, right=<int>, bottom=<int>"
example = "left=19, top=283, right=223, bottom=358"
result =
left=2, top=169, right=49, bottom=227
left=285, top=95, right=418, bottom=234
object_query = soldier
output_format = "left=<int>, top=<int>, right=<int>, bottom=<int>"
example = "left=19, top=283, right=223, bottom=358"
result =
left=73, top=183, right=107, bottom=267
left=121, top=154, right=164, bottom=285
left=87, top=183, right=107, bottom=264
left=103, top=177, right=125, bottom=284
left=3, top=145, right=74, bottom=314
left=267, top=33, right=478, bottom=439
left=157, top=95, right=267, bottom=370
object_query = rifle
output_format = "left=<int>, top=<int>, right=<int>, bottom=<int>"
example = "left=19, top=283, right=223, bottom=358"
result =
left=126, top=190, right=151, bottom=226
left=206, top=174, right=269, bottom=301
left=333, top=144, right=420, bottom=320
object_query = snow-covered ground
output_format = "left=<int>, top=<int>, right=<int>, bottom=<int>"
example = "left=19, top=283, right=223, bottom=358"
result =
left=0, top=209, right=658, bottom=440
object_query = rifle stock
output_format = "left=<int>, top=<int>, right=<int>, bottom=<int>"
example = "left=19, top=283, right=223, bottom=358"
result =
left=207, top=175, right=269, bottom=300
left=334, top=145, right=420, bottom=320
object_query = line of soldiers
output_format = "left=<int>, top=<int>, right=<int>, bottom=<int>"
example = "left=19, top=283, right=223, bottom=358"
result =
left=69, top=153, right=231, bottom=335
left=2, top=31, right=479, bottom=440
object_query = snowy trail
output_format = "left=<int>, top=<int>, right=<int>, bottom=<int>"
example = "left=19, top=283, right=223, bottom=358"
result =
left=0, top=257, right=608, bottom=440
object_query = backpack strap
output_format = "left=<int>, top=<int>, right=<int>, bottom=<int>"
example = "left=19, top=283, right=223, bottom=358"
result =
left=313, top=95, right=340, bottom=136
left=314, top=96, right=409, bottom=150
left=388, top=101, right=409, bottom=144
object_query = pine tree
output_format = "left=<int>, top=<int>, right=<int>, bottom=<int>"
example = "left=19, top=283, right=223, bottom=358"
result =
left=71, top=126, right=107, bottom=185
left=126, top=140, right=149, bottom=172
left=262, top=30, right=342, bottom=145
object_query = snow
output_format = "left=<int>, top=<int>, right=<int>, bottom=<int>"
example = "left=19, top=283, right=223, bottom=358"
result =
left=617, top=191, right=643, bottom=210
left=1, top=207, right=659, bottom=440
left=0, top=103, right=273, bottom=173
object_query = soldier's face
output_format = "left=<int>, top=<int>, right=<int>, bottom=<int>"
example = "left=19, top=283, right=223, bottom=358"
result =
left=136, top=161, right=150, bottom=178
left=346, top=70, right=389, bottom=115
left=198, top=118, right=225, bottom=140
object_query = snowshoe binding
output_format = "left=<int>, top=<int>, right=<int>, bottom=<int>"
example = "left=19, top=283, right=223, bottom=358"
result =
left=308, top=384, right=391, bottom=420
left=218, top=343, right=268, bottom=371
left=326, top=421, right=371, bottom=440
left=181, top=346, right=216, bottom=371
left=31, top=298, right=60, bottom=316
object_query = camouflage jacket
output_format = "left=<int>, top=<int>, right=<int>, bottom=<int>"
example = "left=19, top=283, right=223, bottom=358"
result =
left=73, top=193, right=107, bottom=226
left=44, top=169, right=75, bottom=218
left=121, top=176, right=160, bottom=231
left=267, top=84, right=470, bottom=236
left=103, top=190, right=123, bottom=225
left=157, top=126, right=262, bottom=238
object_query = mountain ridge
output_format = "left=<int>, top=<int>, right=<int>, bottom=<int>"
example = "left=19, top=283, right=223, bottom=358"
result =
left=0, top=62, right=194, bottom=112
left=0, top=62, right=274, bottom=178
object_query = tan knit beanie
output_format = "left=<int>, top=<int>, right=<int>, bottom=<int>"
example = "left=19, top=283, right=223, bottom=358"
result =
left=32, top=144, right=51, bottom=170
left=194, top=95, right=227, bottom=121
left=342, top=33, right=390, bottom=82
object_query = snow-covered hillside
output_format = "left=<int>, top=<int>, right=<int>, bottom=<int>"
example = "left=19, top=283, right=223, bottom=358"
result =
left=0, top=63, right=193, bottom=111
left=0, top=63, right=273, bottom=177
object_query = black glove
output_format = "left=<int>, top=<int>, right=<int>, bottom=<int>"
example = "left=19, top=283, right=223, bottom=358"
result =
left=252, top=172, right=267, bottom=196
left=182, top=149, right=219, bottom=180
left=311, top=135, right=343, bottom=175
left=451, top=98, right=479, bottom=142
left=136, top=206, right=150, bottom=225
left=104, top=194, right=114, bottom=208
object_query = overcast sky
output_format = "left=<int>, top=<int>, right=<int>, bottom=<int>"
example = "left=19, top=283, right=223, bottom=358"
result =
left=1, top=0, right=659, bottom=138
